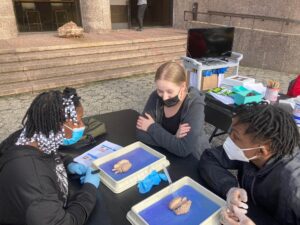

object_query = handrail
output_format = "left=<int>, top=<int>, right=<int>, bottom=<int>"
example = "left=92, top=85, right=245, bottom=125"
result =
left=184, top=10, right=300, bottom=25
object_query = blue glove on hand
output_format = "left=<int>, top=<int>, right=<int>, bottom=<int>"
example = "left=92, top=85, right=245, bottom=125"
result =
left=80, top=167, right=101, bottom=188
left=67, top=162, right=88, bottom=175
left=137, top=170, right=167, bottom=194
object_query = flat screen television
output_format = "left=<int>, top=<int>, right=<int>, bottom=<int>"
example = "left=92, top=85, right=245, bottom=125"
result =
left=187, top=27, right=235, bottom=59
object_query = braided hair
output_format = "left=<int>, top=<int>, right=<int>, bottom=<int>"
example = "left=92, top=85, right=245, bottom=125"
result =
left=234, top=102, right=300, bottom=158
left=63, top=87, right=81, bottom=108
left=22, top=90, right=65, bottom=138
left=21, top=87, right=81, bottom=139
left=62, top=87, right=81, bottom=124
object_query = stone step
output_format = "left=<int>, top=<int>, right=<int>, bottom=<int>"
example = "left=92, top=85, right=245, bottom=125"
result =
left=0, top=52, right=184, bottom=85
left=0, top=39, right=186, bottom=63
left=0, top=35, right=186, bottom=55
left=0, top=62, right=171, bottom=97
left=0, top=45, right=186, bottom=73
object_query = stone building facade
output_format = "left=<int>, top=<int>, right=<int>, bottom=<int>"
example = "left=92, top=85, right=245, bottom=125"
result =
left=173, top=0, right=300, bottom=74
left=0, top=1, right=18, bottom=39
left=0, top=0, right=299, bottom=73
left=0, top=0, right=111, bottom=39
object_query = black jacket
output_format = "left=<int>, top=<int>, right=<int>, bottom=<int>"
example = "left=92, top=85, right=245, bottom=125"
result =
left=0, top=131, right=97, bottom=225
left=136, top=87, right=211, bottom=159
left=198, top=146, right=300, bottom=225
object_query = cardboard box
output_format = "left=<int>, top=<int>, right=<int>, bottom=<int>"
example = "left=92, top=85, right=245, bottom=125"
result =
left=188, top=71, right=219, bottom=91
left=222, top=75, right=255, bottom=88
left=201, top=74, right=219, bottom=90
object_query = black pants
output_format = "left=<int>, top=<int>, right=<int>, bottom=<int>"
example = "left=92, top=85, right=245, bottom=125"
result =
left=137, top=4, right=147, bottom=29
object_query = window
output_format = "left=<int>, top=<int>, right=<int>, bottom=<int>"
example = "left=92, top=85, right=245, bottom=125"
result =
left=13, top=0, right=82, bottom=32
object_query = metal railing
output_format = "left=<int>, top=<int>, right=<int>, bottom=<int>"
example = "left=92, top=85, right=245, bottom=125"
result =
left=184, top=10, right=300, bottom=25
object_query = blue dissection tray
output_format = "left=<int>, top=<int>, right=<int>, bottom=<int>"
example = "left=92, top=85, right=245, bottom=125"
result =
left=99, top=147, right=159, bottom=181
left=139, top=185, right=220, bottom=225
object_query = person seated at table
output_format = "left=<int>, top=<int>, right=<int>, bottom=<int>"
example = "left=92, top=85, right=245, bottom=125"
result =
left=198, top=102, right=300, bottom=225
left=136, top=61, right=211, bottom=159
left=0, top=87, right=100, bottom=225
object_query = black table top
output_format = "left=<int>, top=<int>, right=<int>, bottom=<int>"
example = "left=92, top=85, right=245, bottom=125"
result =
left=61, top=109, right=201, bottom=225
left=204, top=92, right=292, bottom=133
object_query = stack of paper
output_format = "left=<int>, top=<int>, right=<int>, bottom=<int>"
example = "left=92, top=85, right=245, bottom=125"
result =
left=209, top=92, right=235, bottom=105
left=74, top=140, right=122, bottom=167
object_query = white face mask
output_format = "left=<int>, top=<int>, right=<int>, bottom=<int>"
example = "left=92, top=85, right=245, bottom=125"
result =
left=223, top=137, right=262, bottom=162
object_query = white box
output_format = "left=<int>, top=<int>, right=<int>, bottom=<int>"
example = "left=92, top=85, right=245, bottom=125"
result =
left=127, top=177, right=226, bottom=225
left=221, top=75, right=255, bottom=88
left=92, top=141, right=170, bottom=193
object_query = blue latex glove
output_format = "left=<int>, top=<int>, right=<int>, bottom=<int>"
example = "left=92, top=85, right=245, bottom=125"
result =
left=81, top=167, right=101, bottom=188
left=67, top=162, right=87, bottom=176
left=137, top=170, right=167, bottom=194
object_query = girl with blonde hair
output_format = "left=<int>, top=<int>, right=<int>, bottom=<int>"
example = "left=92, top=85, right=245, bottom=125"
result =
left=136, top=61, right=210, bottom=159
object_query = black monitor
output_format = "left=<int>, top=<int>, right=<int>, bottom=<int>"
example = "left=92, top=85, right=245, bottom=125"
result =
left=187, top=27, right=235, bottom=59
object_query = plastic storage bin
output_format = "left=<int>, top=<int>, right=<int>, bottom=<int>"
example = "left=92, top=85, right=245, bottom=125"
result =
left=233, top=86, right=263, bottom=105
left=92, top=141, right=170, bottom=193
left=127, top=176, right=226, bottom=225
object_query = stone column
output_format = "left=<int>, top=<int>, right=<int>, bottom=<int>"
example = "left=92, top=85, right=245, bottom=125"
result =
left=80, top=0, right=112, bottom=32
left=0, top=0, right=18, bottom=39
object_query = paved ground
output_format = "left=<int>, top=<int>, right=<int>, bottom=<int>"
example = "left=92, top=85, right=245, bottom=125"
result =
left=0, top=66, right=296, bottom=147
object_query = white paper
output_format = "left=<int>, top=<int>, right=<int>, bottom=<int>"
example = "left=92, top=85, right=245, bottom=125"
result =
left=209, top=92, right=235, bottom=105
left=74, top=140, right=122, bottom=167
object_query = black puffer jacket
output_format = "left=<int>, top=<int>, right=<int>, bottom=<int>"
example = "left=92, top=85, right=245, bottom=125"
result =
left=198, top=146, right=300, bottom=225
left=0, top=131, right=97, bottom=225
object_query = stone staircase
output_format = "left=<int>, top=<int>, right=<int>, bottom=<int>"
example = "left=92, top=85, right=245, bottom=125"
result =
left=0, top=35, right=186, bottom=97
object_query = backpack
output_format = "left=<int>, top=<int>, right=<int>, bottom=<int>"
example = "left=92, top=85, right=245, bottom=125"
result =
left=78, top=116, right=106, bottom=145
left=287, top=75, right=300, bottom=97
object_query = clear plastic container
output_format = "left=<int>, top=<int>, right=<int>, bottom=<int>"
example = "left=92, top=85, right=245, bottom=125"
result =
left=293, top=96, right=300, bottom=126
left=92, top=141, right=170, bottom=193
left=127, top=177, right=226, bottom=225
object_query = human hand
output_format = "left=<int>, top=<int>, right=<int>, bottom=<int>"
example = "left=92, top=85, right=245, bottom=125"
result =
left=136, top=113, right=155, bottom=132
left=176, top=123, right=191, bottom=138
left=67, top=162, right=87, bottom=176
left=80, top=167, right=101, bottom=188
left=226, top=188, right=248, bottom=214
left=220, top=206, right=255, bottom=225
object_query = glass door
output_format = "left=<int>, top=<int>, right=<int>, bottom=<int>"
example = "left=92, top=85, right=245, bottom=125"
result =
left=129, top=0, right=173, bottom=28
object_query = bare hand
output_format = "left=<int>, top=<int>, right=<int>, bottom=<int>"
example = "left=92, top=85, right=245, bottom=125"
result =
left=136, top=113, right=155, bottom=132
left=176, top=123, right=191, bottom=138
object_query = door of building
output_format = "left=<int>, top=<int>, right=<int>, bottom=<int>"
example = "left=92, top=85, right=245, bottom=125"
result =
left=128, top=0, right=173, bottom=28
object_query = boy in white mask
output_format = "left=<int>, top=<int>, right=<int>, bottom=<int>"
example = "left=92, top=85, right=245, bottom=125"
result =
left=198, top=103, right=300, bottom=225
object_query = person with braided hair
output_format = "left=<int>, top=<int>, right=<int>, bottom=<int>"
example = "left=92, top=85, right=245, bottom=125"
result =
left=198, top=102, right=300, bottom=225
left=0, top=87, right=101, bottom=225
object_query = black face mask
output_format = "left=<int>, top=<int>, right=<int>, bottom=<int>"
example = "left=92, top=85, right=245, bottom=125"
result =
left=160, top=95, right=180, bottom=107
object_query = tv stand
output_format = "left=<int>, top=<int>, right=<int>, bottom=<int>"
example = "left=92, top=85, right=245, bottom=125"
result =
left=181, top=52, right=243, bottom=90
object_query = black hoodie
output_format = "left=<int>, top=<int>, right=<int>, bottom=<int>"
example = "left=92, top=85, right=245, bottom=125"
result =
left=0, top=131, right=97, bottom=225
left=198, top=146, right=300, bottom=225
